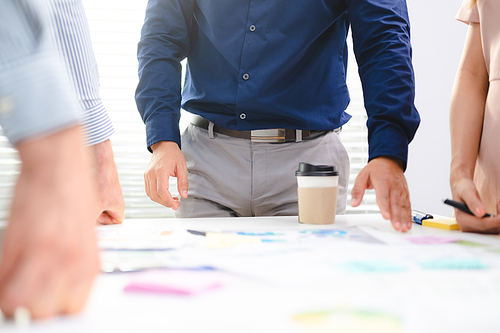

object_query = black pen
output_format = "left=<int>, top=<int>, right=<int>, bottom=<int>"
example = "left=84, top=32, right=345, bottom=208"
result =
left=187, top=229, right=207, bottom=236
left=443, top=199, right=495, bottom=218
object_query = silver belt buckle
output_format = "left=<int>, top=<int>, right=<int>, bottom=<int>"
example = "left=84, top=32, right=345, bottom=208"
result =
left=250, top=129, right=286, bottom=143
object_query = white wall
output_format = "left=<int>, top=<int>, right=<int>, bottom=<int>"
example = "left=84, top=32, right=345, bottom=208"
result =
left=406, top=0, right=468, bottom=216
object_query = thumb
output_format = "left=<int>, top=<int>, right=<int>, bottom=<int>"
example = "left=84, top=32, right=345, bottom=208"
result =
left=97, top=210, right=124, bottom=225
left=351, top=171, right=368, bottom=207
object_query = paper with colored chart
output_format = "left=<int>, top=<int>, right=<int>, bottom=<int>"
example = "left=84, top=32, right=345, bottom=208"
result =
left=96, top=226, right=186, bottom=250
left=226, top=226, right=384, bottom=245
left=123, top=270, right=225, bottom=296
left=185, top=237, right=500, bottom=286
left=95, top=222, right=500, bottom=287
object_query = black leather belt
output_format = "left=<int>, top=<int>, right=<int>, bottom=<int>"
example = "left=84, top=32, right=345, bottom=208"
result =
left=191, top=115, right=334, bottom=143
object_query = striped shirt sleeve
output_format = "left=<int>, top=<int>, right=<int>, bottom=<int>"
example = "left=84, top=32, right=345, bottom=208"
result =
left=49, top=0, right=115, bottom=146
left=0, top=0, right=81, bottom=144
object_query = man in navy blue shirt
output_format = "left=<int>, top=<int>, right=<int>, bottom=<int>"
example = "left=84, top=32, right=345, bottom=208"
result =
left=136, top=0, right=420, bottom=232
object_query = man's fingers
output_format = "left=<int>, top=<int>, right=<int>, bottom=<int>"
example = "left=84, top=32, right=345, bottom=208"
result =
left=156, top=173, right=181, bottom=210
left=62, top=277, right=94, bottom=315
left=0, top=233, right=22, bottom=289
left=97, top=211, right=122, bottom=225
left=144, top=169, right=173, bottom=208
left=146, top=141, right=187, bottom=210
left=176, top=164, right=189, bottom=199
left=62, top=257, right=98, bottom=315
left=373, top=181, right=391, bottom=221
left=377, top=194, right=392, bottom=222
left=351, top=171, right=368, bottom=207
left=389, top=188, right=411, bottom=232
left=0, top=251, right=59, bottom=318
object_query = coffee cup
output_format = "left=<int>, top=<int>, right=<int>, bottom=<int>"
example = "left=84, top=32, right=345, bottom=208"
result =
left=296, top=163, right=339, bottom=225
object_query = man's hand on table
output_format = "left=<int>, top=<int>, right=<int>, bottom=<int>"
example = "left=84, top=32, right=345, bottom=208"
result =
left=145, top=141, right=188, bottom=210
left=87, top=139, right=125, bottom=225
left=0, top=127, right=100, bottom=319
left=351, top=156, right=412, bottom=232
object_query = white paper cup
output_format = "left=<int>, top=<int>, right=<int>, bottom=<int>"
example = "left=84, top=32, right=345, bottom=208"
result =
left=296, top=163, right=339, bottom=225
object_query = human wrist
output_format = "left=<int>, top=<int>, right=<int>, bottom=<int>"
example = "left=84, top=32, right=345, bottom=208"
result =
left=17, top=126, right=87, bottom=180
left=371, top=156, right=405, bottom=172
left=450, top=160, right=475, bottom=185
left=150, top=141, right=179, bottom=153
left=87, top=139, right=115, bottom=166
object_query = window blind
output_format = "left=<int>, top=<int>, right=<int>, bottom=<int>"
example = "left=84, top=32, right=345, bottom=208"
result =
left=0, top=0, right=378, bottom=221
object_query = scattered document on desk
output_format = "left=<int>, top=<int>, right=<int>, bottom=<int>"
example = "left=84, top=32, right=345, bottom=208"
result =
left=293, top=307, right=402, bottom=333
left=96, top=226, right=187, bottom=250
left=405, top=235, right=460, bottom=245
left=123, top=270, right=225, bottom=296
left=95, top=221, right=500, bottom=288
left=222, top=226, right=384, bottom=245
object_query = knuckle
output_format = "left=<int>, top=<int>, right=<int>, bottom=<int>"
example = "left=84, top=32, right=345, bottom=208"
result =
left=0, top=294, right=20, bottom=317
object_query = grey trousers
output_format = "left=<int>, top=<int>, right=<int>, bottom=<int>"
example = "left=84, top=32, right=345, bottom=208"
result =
left=176, top=124, right=350, bottom=218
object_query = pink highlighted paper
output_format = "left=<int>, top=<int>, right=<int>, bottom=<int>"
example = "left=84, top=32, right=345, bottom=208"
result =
left=405, top=236, right=459, bottom=245
left=124, top=270, right=224, bottom=296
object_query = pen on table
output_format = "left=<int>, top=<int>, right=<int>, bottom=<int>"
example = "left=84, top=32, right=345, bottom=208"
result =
left=186, top=229, right=261, bottom=244
left=187, top=229, right=207, bottom=236
left=411, top=210, right=434, bottom=225
left=443, top=199, right=495, bottom=218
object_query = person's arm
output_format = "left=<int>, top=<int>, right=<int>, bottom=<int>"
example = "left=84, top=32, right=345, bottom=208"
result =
left=347, top=0, right=420, bottom=232
left=135, top=0, right=194, bottom=209
left=0, top=0, right=99, bottom=318
left=50, top=0, right=124, bottom=224
left=0, top=127, right=99, bottom=319
left=449, top=23, right=500, bottom=233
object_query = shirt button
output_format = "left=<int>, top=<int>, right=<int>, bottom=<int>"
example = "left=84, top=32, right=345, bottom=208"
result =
left=249, top=25, right=256, bottom=32
left=242, top=73, right=250, bottom=80
left=240, top=113, right=247, bottom=120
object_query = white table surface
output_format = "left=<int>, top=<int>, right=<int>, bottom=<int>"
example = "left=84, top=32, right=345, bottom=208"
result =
left=2, top=214, right=500, bottom=333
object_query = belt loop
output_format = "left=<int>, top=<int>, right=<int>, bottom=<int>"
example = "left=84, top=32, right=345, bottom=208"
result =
left=295, top=130, right=303, bottom=143
left=208, top=121, right=215, bottom=139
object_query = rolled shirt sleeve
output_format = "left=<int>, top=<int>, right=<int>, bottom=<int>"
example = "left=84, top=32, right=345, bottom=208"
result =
left=348, top=0, right=420, bottom=168
left=0, top=0, right=80, bottom=145
left=456, top=0, right=479, bottom=24
left=49, top=0, right=115, bottom=146
left=136, top=0, right=195, bottom=151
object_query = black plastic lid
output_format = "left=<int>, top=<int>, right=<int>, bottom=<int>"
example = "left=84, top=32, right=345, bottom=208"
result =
left=295, top=162, right=339, bottom=176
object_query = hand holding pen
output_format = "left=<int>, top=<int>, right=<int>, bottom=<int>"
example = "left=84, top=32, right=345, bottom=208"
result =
left=443, top=199, right=495, bottom=218
left=444, top=198, right=500, bottom=234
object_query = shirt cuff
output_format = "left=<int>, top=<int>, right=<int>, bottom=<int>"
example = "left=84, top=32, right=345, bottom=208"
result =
left=368, top=125, right=409, bottom=171
left=0, top=53, right=81, bottom=144
left=81, top=103, right=115, bottom=146
left=145, top=111, right=181, bottom=152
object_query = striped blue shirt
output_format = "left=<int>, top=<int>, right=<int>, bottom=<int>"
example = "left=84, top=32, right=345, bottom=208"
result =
left=49, top=0, right=114, bottom=146
left=0, top=0, right=81, bottom=144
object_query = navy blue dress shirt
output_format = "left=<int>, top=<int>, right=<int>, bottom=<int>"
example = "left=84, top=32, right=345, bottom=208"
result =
left=136, top=0, right=420, bottom=165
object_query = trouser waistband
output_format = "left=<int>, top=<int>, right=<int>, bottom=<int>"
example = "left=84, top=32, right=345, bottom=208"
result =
left=190, top=114, right=339, bottom=143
